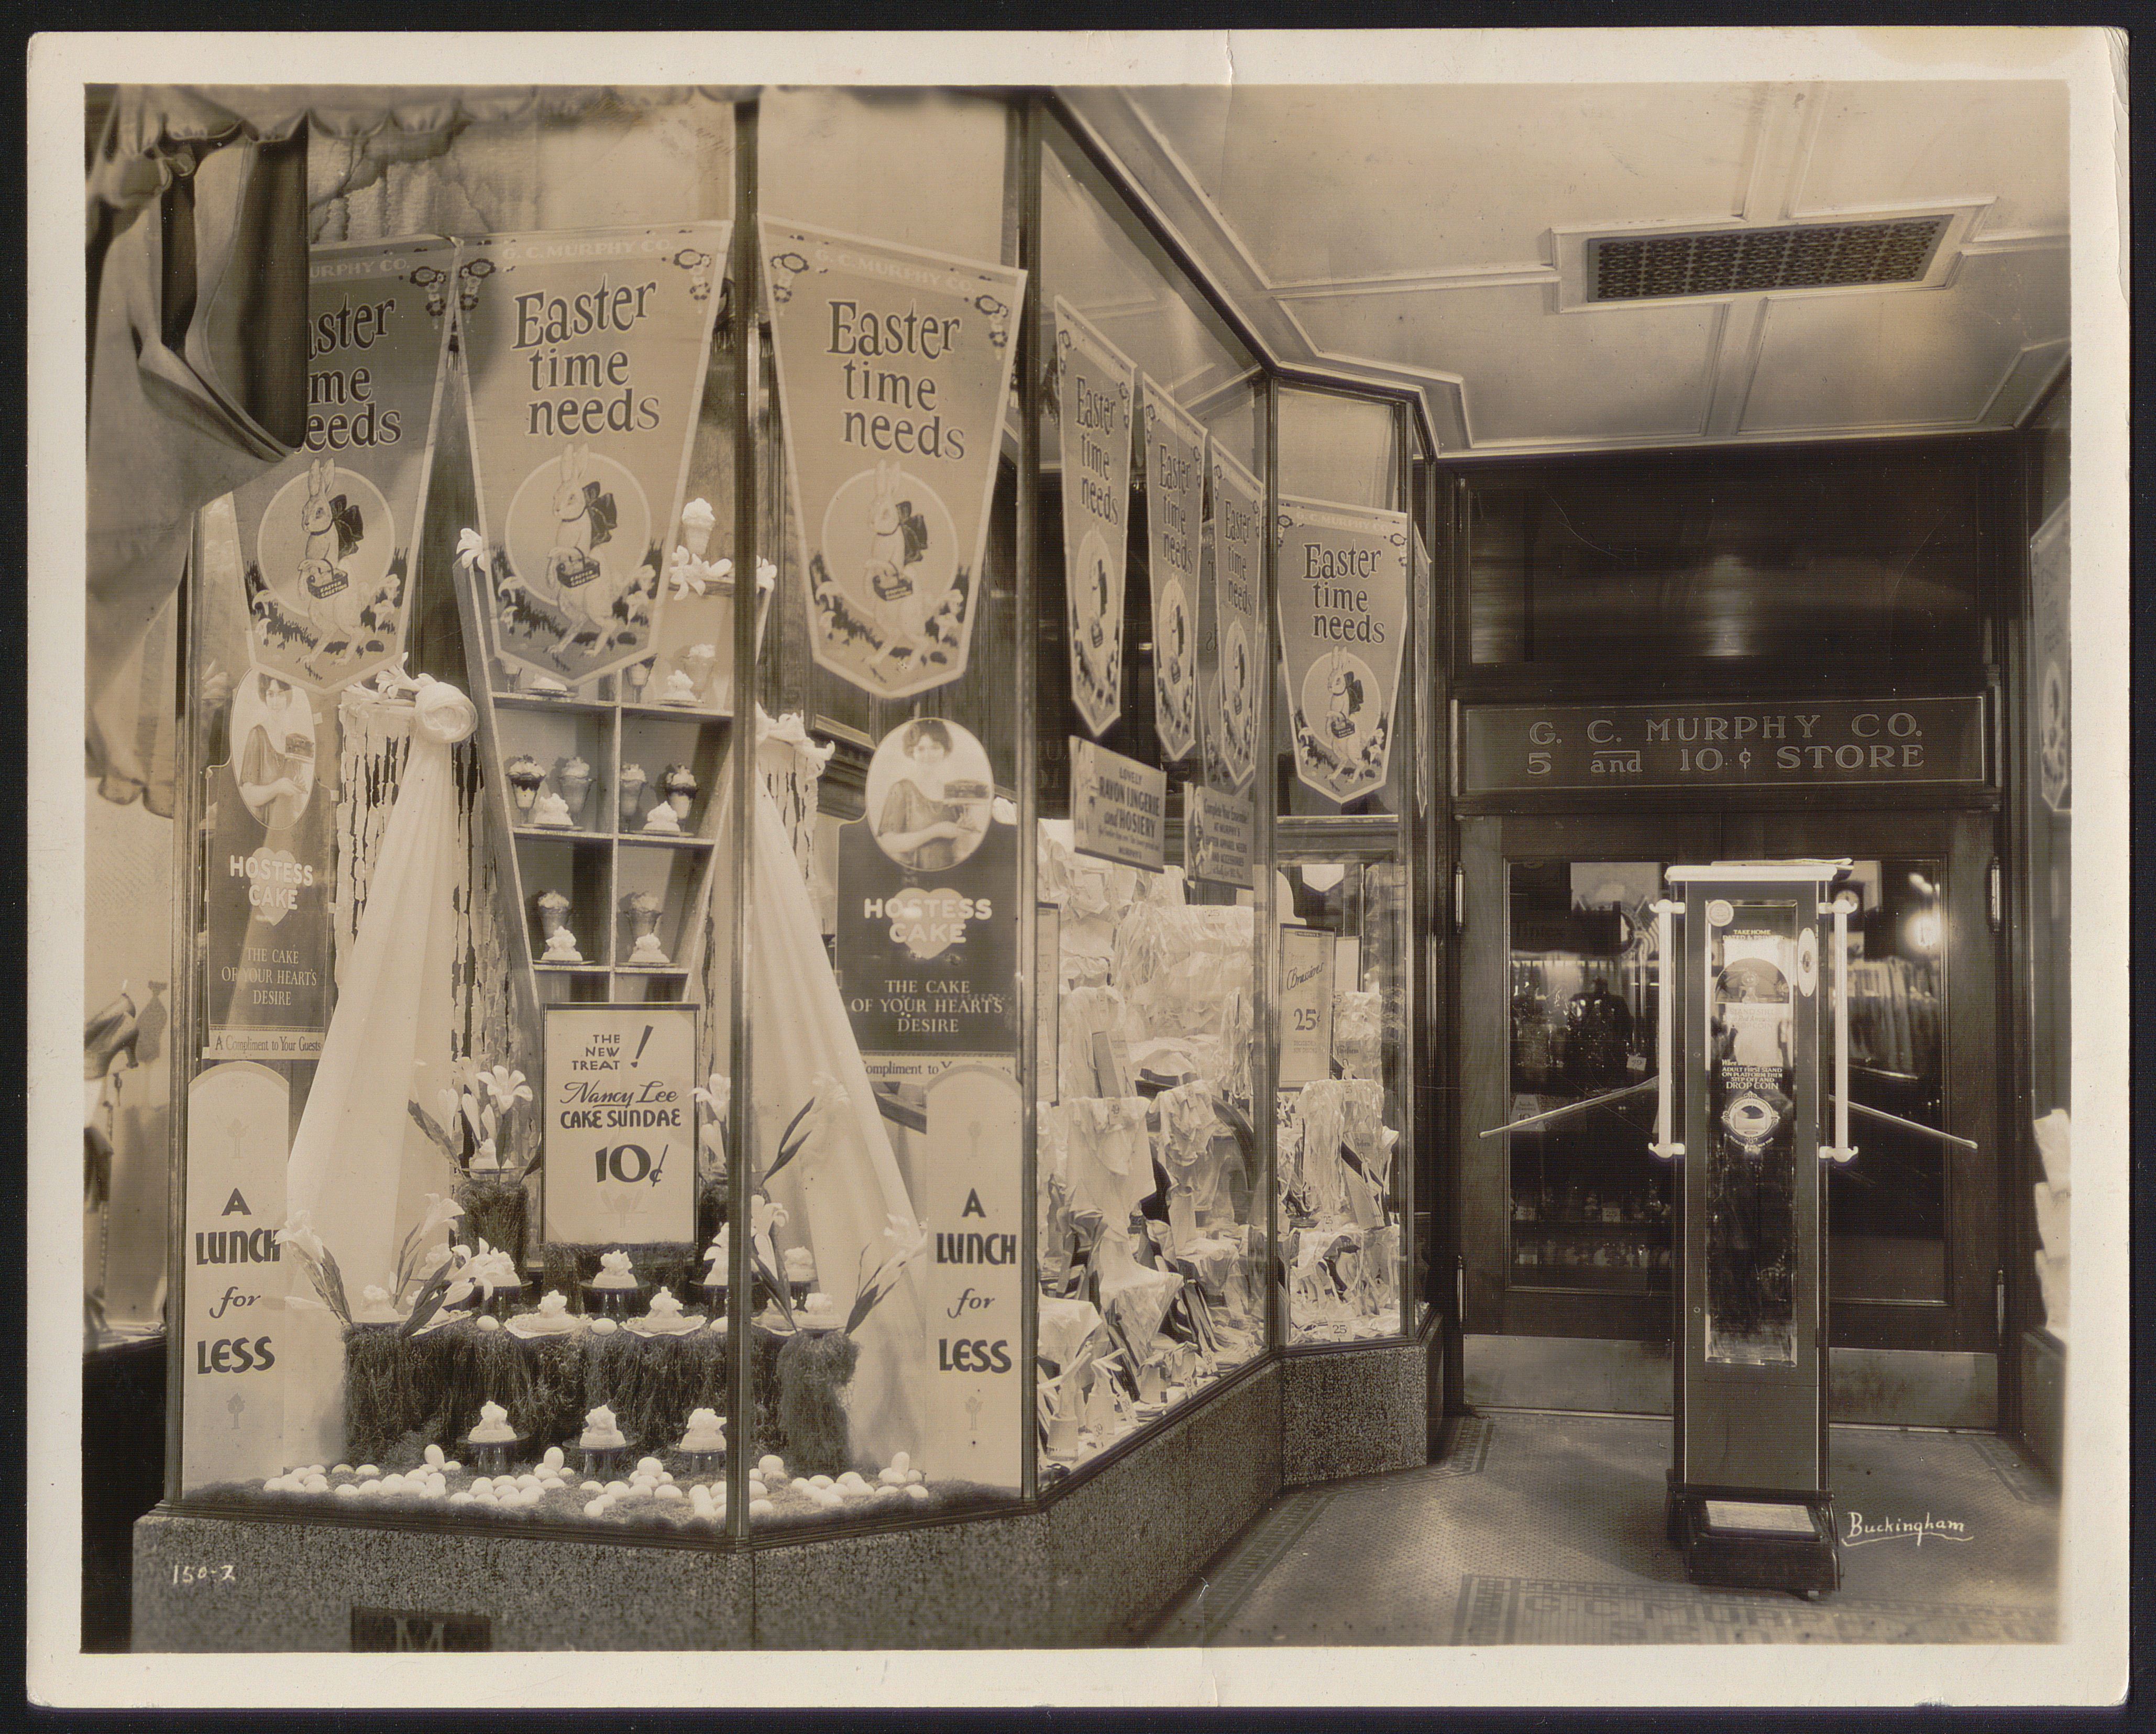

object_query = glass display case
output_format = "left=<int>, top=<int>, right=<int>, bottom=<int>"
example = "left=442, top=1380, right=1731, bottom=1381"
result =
left=156, top=88, right=1439, bottom=1583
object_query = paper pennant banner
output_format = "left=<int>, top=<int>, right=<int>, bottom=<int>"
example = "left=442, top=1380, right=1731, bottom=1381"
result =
left=1274, top=495, right=1410, bottom=804
left=227, top=237, right=459, bottom=695
left=1053, top=300, right=1137, bottom=737
left=1204, top=443, right=1264, bottom=795
left=457, top=221, right=730, bottom=688
left=1140, top=379, right=1205, bottom=762
left=762, top=218, right=1026, bottom=701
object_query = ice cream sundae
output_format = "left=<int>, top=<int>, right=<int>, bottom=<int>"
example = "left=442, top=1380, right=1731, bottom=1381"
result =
left=622, top=890, right=668, bottom=966
left=504, top=753, right=545, bottom=816
left=619, top=764, right=647, bottom=825
left=536, top=890, right=581, bottom=963
left=660, top=763, right=698, bottom=822
left=553, top=755, right=592, bottom=824
left=679, top=498, right=716, bottom=561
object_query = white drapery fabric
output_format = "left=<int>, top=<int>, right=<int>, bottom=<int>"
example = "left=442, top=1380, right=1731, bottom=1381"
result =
left=707, top=760, right=927, bottom=1470
left=281, top=677, right=476, bottom=1458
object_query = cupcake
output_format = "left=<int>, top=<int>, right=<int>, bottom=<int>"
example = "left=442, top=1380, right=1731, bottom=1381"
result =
left=504, top=1289, right=582, bottom=1338
left=676, top=1407, right=726, bottom=1475
left=465, top=1400, right=522, bottom=1474
left=577, top=1404, right=630, bottom=1479
left=584, top=1249, right=644, bottom=1320
left=625, top=1288, right=701, bottom=1337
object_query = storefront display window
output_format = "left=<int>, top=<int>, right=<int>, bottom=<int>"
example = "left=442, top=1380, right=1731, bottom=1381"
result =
left=1033, top=117, right=1274, bottom=1479
left=156, top=86, right=1438, bottom=1550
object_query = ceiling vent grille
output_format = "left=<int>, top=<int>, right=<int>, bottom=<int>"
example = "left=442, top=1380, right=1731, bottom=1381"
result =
left=1586, top=216, right=1952, bottom=302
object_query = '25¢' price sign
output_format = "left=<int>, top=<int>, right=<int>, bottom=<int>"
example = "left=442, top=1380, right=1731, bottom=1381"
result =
left=542, top=1002, right=699, bottom=1245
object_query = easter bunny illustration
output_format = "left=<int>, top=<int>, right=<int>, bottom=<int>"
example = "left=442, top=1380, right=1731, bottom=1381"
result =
left=547, top=441, right=598, bottom=589
left=862, top=460, right=931, bottom=670
left=296, top=458, right=368, bottom=645
left=1326, top=657, right=1365, bottom=740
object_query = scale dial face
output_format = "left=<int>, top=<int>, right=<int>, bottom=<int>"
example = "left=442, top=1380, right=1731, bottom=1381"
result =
left=1721, top=1088, right=1781, bottom=1156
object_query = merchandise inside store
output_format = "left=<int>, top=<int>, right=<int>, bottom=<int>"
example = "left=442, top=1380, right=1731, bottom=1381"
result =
left=80, top=78, right=2074, bottom=1651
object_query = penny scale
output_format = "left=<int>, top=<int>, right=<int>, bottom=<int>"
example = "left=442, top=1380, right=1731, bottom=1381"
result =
left=1473, top=858, right=1977, bottom=1597
left=1649, top=861, right=1855, bottom=1597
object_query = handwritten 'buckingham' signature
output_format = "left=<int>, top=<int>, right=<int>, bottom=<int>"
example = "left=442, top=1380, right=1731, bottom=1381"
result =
left=1843, top=1510, right=1973, bottom=1548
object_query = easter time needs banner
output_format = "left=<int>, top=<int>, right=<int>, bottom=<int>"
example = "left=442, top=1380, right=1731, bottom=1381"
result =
left=1275, top=496, right=1409, bottom=805
left=1053, top=300, right=1137, bottom=737
left=761, top=218, right=1026, bottom=701
left=1204, top=444, right=1263, bottom=796
left=458, top=222, right=730, bottom=689
left=1140, top=379, right=1206, bottom=763
left=228, top=236, right=459, bottom=695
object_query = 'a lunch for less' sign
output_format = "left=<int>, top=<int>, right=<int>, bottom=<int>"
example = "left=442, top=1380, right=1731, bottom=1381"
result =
left=542, top=1003, right=698, bottom=1245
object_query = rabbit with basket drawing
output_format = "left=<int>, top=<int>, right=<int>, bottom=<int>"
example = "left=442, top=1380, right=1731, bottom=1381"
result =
left=543, top=442, right=631, bottom=656
left=861, top=459, right=932, bottom=670
left=295, top=458, right=369, bottom=644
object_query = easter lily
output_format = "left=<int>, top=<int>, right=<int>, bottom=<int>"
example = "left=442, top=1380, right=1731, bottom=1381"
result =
left=456, top=527, right=485, bottom=569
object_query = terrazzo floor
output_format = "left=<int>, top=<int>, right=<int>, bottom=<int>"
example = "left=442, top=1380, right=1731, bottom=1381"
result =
left=1146, top=1411, right=2058, bottom=1646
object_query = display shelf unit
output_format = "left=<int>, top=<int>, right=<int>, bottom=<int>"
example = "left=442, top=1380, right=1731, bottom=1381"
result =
left=451, top=547, right=769, bottom=1009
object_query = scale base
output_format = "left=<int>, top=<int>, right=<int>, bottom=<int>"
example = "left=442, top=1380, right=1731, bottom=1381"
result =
left=1666, top=1478, right=1841, bottom=1598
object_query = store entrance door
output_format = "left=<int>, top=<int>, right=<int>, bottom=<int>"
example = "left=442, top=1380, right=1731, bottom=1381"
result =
left=1457, top=810, right=2000, bottom=1426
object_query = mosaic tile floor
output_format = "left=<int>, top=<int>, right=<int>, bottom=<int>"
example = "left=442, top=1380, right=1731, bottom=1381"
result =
left=1146, top=1412, right=2058, bottom=1646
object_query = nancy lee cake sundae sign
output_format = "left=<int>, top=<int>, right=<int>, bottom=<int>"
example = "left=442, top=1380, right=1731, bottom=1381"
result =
left=458, top=222, right=730, bottom=688
left=761, top=218, right=1026, bottom=700
left=542, top=1003, right=698, bottom=1246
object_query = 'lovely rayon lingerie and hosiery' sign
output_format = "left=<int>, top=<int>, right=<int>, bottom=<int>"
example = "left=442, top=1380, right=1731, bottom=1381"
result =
left=228, top=237, right=459, bottom=694
left=1053, top=301, right=1136, bottom=737
left=1275, top=496, right=1409, bottom=805
left=458, top=222, right=730, bottom=688
left=762, top=219, right=1026, bottom=701
left=1204, top=444, right=1264, bottom=795
left=1141, top=380, right=1205, bottom=762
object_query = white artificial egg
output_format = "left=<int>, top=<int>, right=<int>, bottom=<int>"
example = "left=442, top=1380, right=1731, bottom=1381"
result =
left=790, top=1477, right=812, bottom=1494
left=589, top=1318, right=618, bottom=1335
left=749, top=1499, right=775, bottom=1518
left=543, top=1447, right=565, bottom=1470
left=424, top=1444, right=446, bottom=1467
left=448, top=1491, right=474, bottom=1506
left=905, top=1469, right=923, bottom=1484
left=474, top=1490, right=498, bottom=1505
left=656, top=1485, right=684, bottom=1501
left=470, top=1477, right=492, bottom=1494
left=637, top=1456, right=663, bottom=1474
left=581, top=1480, right=603, bottom=1495
left=333, top=1464, right=354, bottom=1476
left=583, top=1499, right=608, bottom=1519
left=905, top=1484, right=930, bottom=1501
left=878, top=1468, right=904, bottom=1487
left=890, top=1452, right=910, bottom=1472
left=334, top=1483, right=360, bottom=1499
left=809, top=1475, right=833, bottom=1490
left=477, top=1316, right=502, bottom=1333
left=606, top=1480, right=630, bottom=1496
left=758, top=1456, right=785, bottom=1477
left=356, top=1465, right=380, bottom=1478
left=444, top=1461, right=461, bottom=1474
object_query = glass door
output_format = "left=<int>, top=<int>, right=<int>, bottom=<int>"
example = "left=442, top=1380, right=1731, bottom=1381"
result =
left=1724, top=810, right=2000, bottom=1357
left=1458, top=815, right=1721, bottom=1344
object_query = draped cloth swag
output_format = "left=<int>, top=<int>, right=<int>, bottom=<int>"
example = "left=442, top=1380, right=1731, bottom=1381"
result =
left=706, top=751, right=927, bottom=1471
left=280, top=676, right=477, bottom=1462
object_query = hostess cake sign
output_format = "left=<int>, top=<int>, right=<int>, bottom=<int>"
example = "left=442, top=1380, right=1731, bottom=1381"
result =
left=762, top=219, right=1026, bottom=701
left=227, top=237, right=458, bottom=694
left=458, top=222, right=730, bottom=688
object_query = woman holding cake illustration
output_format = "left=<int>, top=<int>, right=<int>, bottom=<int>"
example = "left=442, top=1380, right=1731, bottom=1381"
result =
left=234, top=673, right=316, bottom=830
left=872, top=719, right=987, bottom=873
